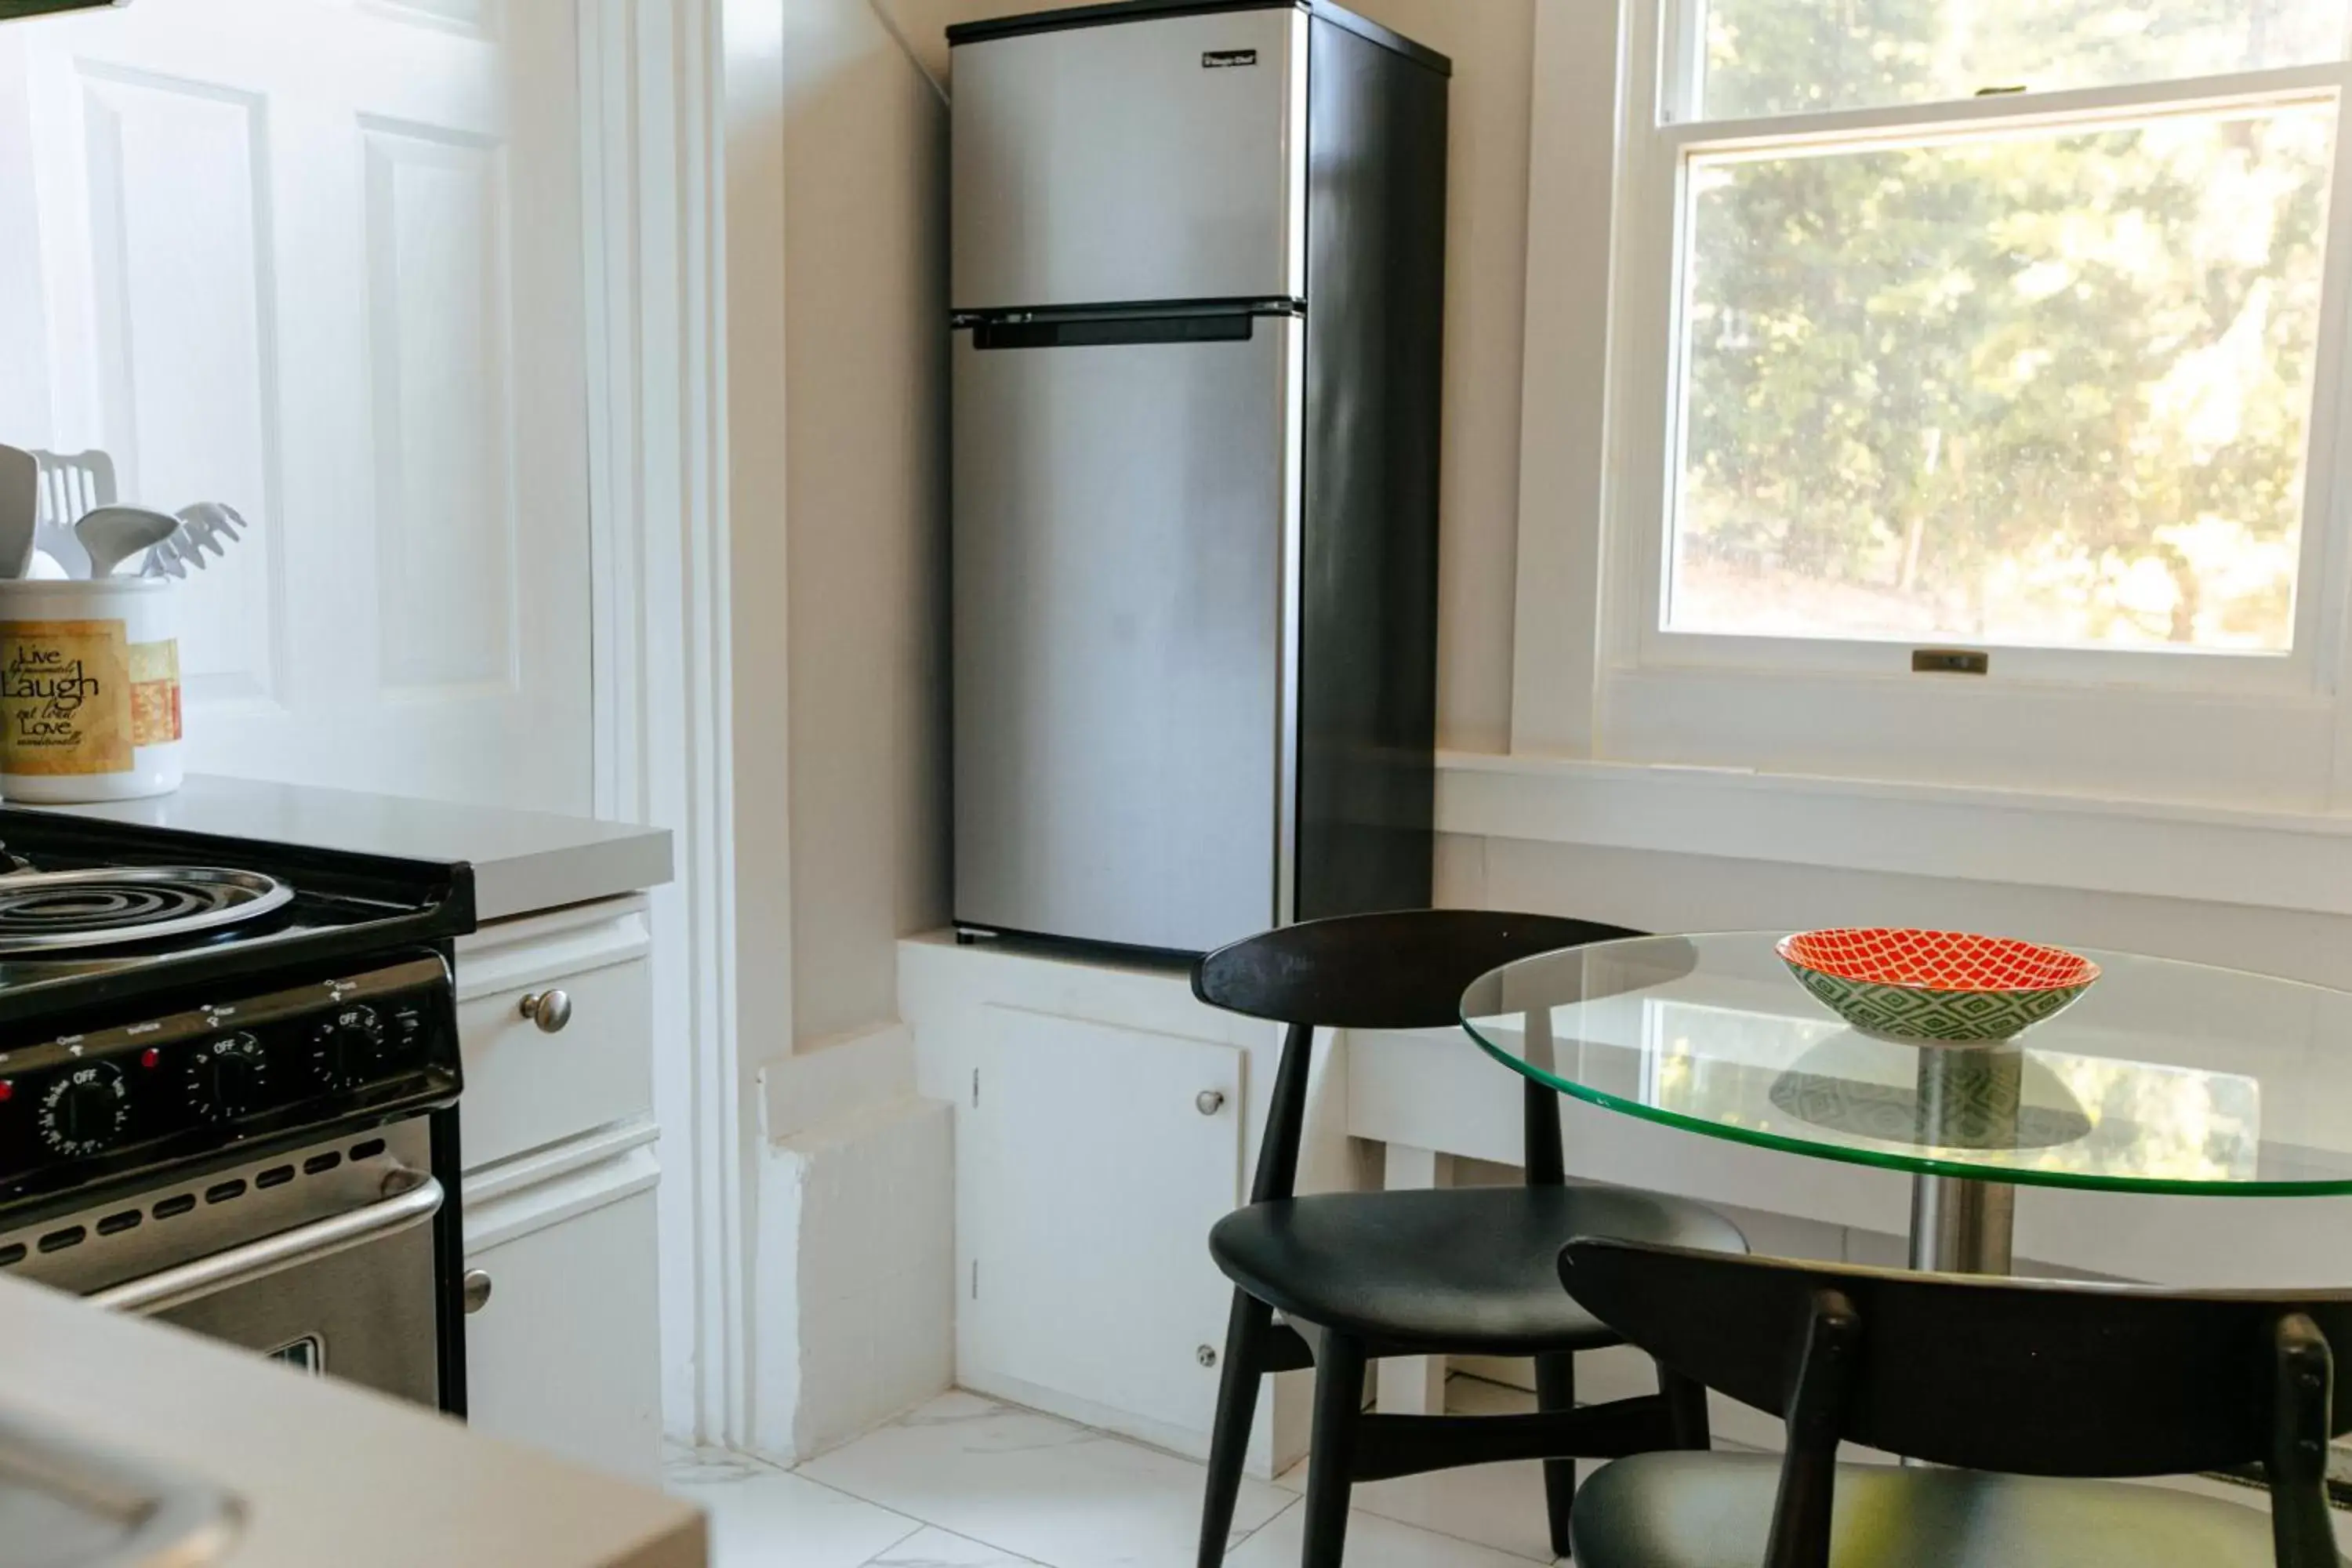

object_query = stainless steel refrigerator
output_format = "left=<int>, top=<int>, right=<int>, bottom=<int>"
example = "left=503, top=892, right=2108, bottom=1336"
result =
left=949, top=0, right=1448, bottom=955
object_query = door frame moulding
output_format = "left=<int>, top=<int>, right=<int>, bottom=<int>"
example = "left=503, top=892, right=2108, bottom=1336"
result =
left=579, top=0, right=770, bottom=1450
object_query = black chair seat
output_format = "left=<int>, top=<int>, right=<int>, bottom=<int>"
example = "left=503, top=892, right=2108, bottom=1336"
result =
left=1570, top=1453, right=2282, bottom=1568
left=1210, top=1184, right=1748, bottom=1352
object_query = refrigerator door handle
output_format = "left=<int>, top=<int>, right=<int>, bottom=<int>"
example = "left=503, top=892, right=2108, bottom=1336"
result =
left=971, top=314, right=1257, bottom=351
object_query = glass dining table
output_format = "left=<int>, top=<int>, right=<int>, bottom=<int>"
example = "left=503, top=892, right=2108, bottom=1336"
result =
left=1459, top=931, right=2352, bottom=1276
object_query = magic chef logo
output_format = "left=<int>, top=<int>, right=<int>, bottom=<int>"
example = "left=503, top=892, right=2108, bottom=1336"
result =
left=1203, top=49, right=1258, bottom=67
left=5, top=644, right=102, bottom=745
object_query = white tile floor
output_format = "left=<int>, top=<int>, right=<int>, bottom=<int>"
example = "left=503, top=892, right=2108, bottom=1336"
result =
left=669, top=1377, right=2304, bottom=1568
left=668, top=1381, right=1576, bottom=1568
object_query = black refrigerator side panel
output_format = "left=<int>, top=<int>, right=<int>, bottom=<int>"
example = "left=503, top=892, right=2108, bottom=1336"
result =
left=1293, top=16, right=1445, bottom=922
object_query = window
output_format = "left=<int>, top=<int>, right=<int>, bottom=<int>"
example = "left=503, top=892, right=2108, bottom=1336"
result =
left=1580, top=0, right=2352, bottom=800
left=1675, top=107, right=2330, bottom=652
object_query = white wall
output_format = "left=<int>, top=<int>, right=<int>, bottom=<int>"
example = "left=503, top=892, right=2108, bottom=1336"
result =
left=1348, top=0, right=1535, bottom=755
left=781, top=0, right=953, bottom=1051
left=698, top=0, right=962, bottom=1462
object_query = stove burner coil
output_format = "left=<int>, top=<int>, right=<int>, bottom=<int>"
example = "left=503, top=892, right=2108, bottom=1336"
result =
left=0, top=868, right=294, bottom=953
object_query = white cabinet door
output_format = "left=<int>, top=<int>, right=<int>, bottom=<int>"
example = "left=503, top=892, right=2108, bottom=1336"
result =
left=960, top=1005, right=1243, bottom=1437
left=0, top=0, right=590, bottom=811
left=465, top=1130, right=662, bottom=1483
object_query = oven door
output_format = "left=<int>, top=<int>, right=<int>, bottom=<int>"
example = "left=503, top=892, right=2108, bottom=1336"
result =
left=87, top=1171, right=444, bottom=1407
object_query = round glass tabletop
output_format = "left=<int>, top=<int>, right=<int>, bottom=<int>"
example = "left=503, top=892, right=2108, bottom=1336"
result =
left=1459, top=931, right=2352, bottom=1196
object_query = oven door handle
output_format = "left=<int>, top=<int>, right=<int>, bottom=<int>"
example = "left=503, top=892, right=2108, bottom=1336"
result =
left=87, top=1171, right=445, bottom=1317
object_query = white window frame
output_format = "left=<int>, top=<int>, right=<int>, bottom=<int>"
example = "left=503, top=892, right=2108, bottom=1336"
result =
left=1515, top=0, right=2352, bottom=810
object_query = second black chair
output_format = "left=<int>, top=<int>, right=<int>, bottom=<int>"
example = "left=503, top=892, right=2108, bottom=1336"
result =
left=1190, top=909, right=1749, bottom=1568
left=1555, top=1236, right=2352, bottom=1567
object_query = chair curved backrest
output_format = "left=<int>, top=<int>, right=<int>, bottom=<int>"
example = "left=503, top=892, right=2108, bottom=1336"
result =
left=1192, top=909, right=1639, bottom=1031
left=1560, top=1236, right=2352, bottom=1479
left=1194, top=909, right=1642, bottom=1203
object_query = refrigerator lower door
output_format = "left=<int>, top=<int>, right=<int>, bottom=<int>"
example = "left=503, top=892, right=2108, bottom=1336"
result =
left=950, top=6, right=1306, bottom=311
left=954, top=313, right=1301, bottom=953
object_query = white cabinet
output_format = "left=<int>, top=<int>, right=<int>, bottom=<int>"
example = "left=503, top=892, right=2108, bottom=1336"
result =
left=902, top=930, right=1301, bottom=1457
left=463, top=1126, right=662, bottom=1482
left=456, top=899, right=654, bottom=1170
left=456, top=895, right=662, bottom=1483
left=960, top=1007, right=1243, bottom=1438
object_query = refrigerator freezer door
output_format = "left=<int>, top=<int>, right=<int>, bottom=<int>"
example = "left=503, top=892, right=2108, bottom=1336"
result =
left=951, top=8, right=1307, bottom=310
left=954, top=315, right=1302, bottom=953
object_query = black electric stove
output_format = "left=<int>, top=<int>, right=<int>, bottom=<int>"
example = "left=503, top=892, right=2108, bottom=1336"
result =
left=0, top=810, right=474, bottom=1026
left=0, top=808, right=477, bottom=1413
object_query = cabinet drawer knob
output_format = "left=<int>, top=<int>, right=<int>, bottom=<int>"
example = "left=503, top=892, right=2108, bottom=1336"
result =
left=462, top=1269, right=494, bottom=1316
left=1195, top=1090, right=1225, bottom=1116
left=519, top=989, right=573, bottom=1033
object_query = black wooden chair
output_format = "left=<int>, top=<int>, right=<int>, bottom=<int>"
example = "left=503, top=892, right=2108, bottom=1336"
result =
left=1555, top=1236, right=2352, bottom=1568
left=1190, top=909, right=1750, bottom=1568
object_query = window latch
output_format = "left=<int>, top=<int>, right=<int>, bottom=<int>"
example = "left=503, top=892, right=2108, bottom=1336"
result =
left=1913, top=648, right=1991, bottom=676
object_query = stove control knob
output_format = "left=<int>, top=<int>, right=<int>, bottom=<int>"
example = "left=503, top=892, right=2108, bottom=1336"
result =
left=388, top=1006, right=430, bottom=1059
left=309, top=1006, right=387, bottom=1091
left=38, top=1062, right=130, bottom=1156
left=184, top=1033, right=269, bottom=1122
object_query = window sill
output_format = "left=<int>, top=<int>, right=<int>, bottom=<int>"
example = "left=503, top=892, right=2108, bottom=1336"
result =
left=1435, top=750, right=2352, bottom=919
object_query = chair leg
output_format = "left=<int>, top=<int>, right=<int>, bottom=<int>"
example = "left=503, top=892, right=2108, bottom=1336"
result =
left=1660, top=1361, right=1711, bottom=1450
left=1197, top=1290, right=1273, bottom=1568
left=1301, top=1332, right=1367, bottom=1568
left=1535, top=1351, right=1578, bottom=1558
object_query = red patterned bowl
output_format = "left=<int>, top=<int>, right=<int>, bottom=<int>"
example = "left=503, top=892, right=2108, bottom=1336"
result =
left=1776, top=928, right=2100, bottom=1044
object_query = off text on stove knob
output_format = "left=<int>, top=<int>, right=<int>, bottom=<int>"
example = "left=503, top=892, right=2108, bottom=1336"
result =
left=309, top=1005, right=387, bottom=1091
left=38, top=1062, right=130, bottom=1156
left=185, top=1033, right=269, bottom=1122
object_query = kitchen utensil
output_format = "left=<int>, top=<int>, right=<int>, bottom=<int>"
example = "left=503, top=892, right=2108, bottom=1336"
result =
left=141, top=500, right=250, bottom=579
left=74, top=505, right=180, bottom=579
left=0, top=444, right=36, bottom=579
left=30, top=448, right=114, bottom=574
left=1777, top=927, right=2100, bottom=1043
left=31, top=448, right=114, bottom=526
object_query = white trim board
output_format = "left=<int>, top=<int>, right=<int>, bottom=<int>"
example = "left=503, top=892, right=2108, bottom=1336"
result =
left=581, top=0, right=757, bottom=1452
left=1438, top=750, right=2352, bottom=919
left=1508, top=0, right=1622, bottom=759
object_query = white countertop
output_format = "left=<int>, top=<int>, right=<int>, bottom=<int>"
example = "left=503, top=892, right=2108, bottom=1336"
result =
left=26, top=775, right=673, bottom=923
left=0, top=1272, right=703, bottom=1566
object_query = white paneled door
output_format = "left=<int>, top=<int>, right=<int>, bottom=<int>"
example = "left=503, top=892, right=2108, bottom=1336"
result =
left=0, top=0, right=590, bottom=812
